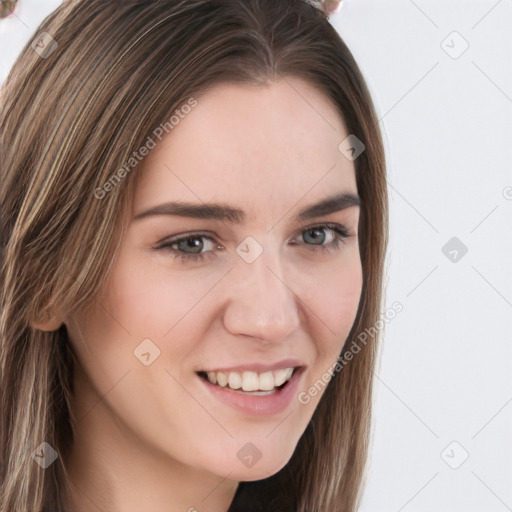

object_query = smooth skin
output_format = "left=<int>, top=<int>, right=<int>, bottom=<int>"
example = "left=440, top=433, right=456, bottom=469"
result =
left=33, top=77, right=363, bottom=512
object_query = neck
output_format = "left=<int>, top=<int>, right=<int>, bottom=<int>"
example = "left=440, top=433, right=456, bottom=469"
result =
left=62, top=373, right=238, bottom=512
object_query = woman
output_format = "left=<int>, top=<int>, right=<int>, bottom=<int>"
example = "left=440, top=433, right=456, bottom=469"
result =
left=0, top=1, right=388, bottom=511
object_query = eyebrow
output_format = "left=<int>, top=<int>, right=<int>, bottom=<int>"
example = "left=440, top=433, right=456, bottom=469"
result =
left=133, top=192, right=360, bottom=224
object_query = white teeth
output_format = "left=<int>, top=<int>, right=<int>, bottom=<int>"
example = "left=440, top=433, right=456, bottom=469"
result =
left=258, top=371, right=275, bottom=391
left=228, top=372, right=242, bottom=390
left=204, top=367, right=295, bottom=392
left=241, top=371, right=259, bottom=392
left=216, top=371, right=228, bottom=387
left=273, top=368, right=292, bottom=387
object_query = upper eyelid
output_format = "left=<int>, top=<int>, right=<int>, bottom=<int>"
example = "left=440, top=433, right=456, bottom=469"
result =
left=156, top=223, right=350, bottom=248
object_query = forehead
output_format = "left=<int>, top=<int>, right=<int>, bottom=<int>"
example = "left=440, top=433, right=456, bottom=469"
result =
left=132, top=78, right=357, bottom=222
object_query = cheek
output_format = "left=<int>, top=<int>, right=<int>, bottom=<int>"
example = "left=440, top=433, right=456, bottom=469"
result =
left=293, top=252, right=363, bottom=388
left=293, top=254, right=362, bottom=411
left=99, top=250, right=215, bottom=342
left=305, top=252, right=363, bottom=346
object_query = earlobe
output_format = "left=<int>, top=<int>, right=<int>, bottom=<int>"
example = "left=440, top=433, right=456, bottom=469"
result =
left=30, top=309, right=64, bottom=332
left=30, top=318, right=63, bottom=331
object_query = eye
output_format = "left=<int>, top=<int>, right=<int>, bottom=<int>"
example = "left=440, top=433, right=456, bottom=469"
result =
left=291, top=223, right=350, bottom=253
left=156, top=232, right=221, bottom=264
left=155, top=223, right=351, bottom=265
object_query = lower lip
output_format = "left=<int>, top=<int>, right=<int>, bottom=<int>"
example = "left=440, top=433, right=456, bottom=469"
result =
left=198, top=369, right=303, bottom=416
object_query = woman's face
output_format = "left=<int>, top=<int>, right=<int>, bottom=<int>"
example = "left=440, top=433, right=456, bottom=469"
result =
left=66, top=77, right=362, bottom=484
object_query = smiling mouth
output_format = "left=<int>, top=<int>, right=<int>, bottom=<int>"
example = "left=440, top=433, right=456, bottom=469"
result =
left=197, top=367, right=299, bottom=396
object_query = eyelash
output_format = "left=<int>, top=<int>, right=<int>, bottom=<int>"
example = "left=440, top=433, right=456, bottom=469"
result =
left=155, top=223, right=351, bottom=264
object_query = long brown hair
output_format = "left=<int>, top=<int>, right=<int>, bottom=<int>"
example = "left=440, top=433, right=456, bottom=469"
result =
left=0, top=1, right=388, bottom=510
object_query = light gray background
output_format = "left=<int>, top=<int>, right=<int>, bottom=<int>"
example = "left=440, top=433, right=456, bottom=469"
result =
left=1, top=1, right=511, bottom=511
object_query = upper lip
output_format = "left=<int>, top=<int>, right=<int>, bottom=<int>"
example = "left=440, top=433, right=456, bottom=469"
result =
left=198, top=358, right=305, bottom=373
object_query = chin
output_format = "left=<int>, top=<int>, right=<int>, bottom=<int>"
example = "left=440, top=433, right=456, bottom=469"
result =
left=230, top=457, right=291, bottom=482
left=207, top=445, right=294, bottom=482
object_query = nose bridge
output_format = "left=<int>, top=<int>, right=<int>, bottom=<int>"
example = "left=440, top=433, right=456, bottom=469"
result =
left=223, top=234, right=301, bottom=342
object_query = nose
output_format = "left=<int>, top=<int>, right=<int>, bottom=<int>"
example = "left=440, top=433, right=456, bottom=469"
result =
left=221, top=239, right=302, bottom=343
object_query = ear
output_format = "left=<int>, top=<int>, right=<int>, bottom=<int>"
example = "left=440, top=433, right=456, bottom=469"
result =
left=31, top=317, right=63, bottom=331
left=30, top=307, right=65, bottom=332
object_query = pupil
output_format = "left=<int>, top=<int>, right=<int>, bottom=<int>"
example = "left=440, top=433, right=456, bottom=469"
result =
left=179, top=237, right=203, bottom=254
left=304, top=228, right=325, bottom=245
